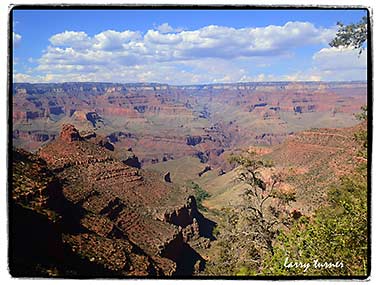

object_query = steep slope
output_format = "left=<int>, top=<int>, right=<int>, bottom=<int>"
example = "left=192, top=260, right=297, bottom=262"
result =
left=261, top=123, right=366, bottom=214
left=189, top=122, right=367, bottom=276
left=11, top=124, right=214, bottom=277
left=197, top=123, right=365, bottom=215
left=11, top=148, right=127, bottom=276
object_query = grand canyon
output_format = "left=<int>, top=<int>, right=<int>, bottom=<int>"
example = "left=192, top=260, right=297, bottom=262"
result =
left=9, top=5, right=371, bottom=278
left=12, top=81, right=366, bottom=164
left=10, top=80, right=368, bottom=276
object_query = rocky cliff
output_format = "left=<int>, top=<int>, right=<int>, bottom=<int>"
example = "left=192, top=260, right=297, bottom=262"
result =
left=12, top=81, right=366, bottom=170
left=261, top=122, right=366, bottom=214
left=11, top=124, right=213, bottom=277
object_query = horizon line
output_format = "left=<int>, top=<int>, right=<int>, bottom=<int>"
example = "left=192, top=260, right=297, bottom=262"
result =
left=13, top=80, right=368, bottom=87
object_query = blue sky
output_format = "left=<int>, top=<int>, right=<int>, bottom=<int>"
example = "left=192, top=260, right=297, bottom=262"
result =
left=12, top=9, right=368, bottom=84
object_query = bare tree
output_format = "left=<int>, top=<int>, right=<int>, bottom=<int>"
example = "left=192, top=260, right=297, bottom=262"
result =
left=229, top=155, right=295, bottom=255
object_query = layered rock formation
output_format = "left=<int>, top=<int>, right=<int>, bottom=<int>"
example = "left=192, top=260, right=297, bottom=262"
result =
left=12, top=81, right=366, bottom=167
left=11, top=124, right=213, bottom=277
left=261, top=123, right=367, bottom=214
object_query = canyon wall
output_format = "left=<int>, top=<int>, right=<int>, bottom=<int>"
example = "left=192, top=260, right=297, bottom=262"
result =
left=12, top=81, right=367, bottom=167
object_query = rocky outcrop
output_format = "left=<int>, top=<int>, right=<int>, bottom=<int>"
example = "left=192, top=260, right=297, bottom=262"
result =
left=186, top=136, right=203, bottom=146
left=161, top=196, right=215, bottom=244
left=107, top=132, right=136, bottom=143
left=121, top=155, right=141, bottom=168
left=198, top=165, right=211, bottom=177
left=11, top=148, right=125, bottom=277
left=86, top=134, right=115, bottom=151
left=60, top=124, right=82, bottom=143
left=85, top=111, right=103, bottom=126
left=29, top=125, right=209, bottom=276
left=163, top=197, right=198, bottom=227
left=163, top=172, right=171, bottom=183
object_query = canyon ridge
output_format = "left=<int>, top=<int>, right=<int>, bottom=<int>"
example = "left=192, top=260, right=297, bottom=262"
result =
left=11, top=81, right=367, bottom=276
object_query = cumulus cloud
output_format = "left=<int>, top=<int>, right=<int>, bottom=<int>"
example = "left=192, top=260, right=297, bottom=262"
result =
left=13, top=32, right=22, bottom=48
left=49, top=31, right=92, bottom=49
left=155, top=23, right=183, bottom=34
left=263, top=47, right=367, bottom=82
left=37, top=22, right=338, bottom=65
left=14, top=73, right=44, bottom=83
left=313, top=46, right=366, bottom=71
left=93, top=30, right=141, bottom=51
left=309, top=47, right=367, bottom=81
left=15, top=21, right=366, bottom=84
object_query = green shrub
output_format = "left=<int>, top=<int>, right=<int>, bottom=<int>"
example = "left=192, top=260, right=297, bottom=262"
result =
left=188, top=181, right=210, bottom=211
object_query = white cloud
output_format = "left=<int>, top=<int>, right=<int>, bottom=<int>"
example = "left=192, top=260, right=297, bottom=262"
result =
left=261, top=47, right=367, bottom=82
left=93, top=30, right=141, bottom=51
left=13, top=32, right=21, bottom=48
left=14, top=22, right=366, bottom=84
left=313, top=46, right=366, bottom=71
left=239, top=72, right=322, bottom=82
left=145, top=29, right=182, bottom=45
left=155, top=23, right=183, bottom=34
left=37, top=22, right=338, bottom=65
left=14, top=73, right=43, bottom=83
left=310, top=47, right=367, bottom=81
left=49, top=31, right=92, bottom=49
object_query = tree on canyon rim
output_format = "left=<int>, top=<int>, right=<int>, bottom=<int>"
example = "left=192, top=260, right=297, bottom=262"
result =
left=203, top=154, right=296, bottom=275
left=256, top=19, right=369, bottom=276
left=329, top=15, right=368, bottom=55
left=230, top=155, right=296, bottom=254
